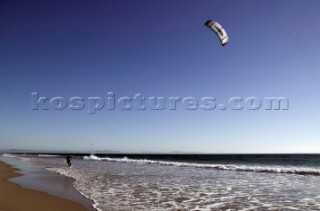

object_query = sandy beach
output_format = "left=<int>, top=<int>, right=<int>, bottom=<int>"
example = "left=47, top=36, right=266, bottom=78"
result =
left=0, top=161, right=88, bottom=211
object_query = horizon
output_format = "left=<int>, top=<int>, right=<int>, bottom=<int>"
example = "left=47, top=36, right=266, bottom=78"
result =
left=2, top=149, right=320, bottom=155
left=1, top=0, right=320, bottom=153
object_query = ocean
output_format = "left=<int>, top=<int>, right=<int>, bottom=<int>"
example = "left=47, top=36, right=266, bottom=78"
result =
left=4, top=153, right=320, bottom=210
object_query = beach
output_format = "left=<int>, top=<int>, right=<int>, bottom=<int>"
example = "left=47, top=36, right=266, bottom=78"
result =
left=0, top=161, right=89, bottom=211
left=4, top=153, right=319, bottom=210
left=1, top=1, right=318, bottom=210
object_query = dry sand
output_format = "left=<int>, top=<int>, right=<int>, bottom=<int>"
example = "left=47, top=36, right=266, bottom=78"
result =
left=0, top=161, right=88, bottom=211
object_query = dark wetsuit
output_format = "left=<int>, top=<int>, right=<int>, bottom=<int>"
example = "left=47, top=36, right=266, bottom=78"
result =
left=65, top=155, right=72, bottom=167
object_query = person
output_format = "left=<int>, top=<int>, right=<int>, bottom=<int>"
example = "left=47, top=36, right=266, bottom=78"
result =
left=65, top=155, right=72, bottom=167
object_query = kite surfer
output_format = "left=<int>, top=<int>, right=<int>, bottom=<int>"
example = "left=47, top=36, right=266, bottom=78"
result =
left=65, top=155, right=72, bottom=167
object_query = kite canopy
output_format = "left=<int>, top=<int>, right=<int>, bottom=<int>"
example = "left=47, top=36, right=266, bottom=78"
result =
left=205, top=20, right=229, bottom=46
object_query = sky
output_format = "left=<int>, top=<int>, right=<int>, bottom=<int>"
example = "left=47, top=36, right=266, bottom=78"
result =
left=1, top=0, right=320, bottom=153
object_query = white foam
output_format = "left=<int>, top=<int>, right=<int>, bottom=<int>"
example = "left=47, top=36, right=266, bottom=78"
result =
left=2, top=153, right=18, bottom=158
left=46, top=167, right=102, bottom=211
left=37, top=154, right=60, bottom=157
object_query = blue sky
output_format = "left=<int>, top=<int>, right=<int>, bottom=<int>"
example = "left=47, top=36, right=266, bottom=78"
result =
left=1, top=0, right=320, bottom=153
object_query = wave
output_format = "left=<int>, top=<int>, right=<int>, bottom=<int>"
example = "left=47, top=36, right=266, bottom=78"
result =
left=37, top=154, right=60, bottom=158
left=2, top=153, right=18, bottom=158
left=83, top=155, right=320, bottom=176
left=2, top=153, right=60, bottom=158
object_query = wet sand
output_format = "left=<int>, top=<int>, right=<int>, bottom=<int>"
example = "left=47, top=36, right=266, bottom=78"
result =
left=0, top=161, right=88, bottom=211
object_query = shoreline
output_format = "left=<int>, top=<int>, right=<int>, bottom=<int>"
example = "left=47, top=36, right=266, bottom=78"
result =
left=0, top=160, right=90, bottom=211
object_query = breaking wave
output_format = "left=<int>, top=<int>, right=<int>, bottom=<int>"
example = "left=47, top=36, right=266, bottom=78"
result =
left=37, top=154, right=60, bottom=158
left=83, top=155, right=320, bottom=176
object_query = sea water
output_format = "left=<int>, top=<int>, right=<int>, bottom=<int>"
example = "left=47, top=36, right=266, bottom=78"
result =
left=5, top=154, right=320, bottom=211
